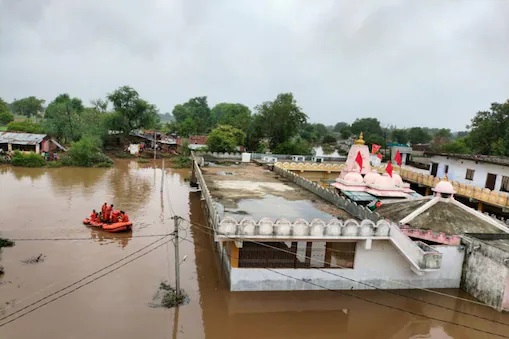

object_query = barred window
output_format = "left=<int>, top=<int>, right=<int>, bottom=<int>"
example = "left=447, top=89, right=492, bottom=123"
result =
left=465, top=169, right=475, bottom=180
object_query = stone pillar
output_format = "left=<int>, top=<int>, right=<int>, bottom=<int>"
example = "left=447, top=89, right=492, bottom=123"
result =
left=230, top=242, right=239, bottom=268
left=35, top=143, right=40, bottom=154
left=7, top=143, right=12, bottom=152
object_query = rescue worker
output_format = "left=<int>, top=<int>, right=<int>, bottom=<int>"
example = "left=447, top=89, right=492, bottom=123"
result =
left=119, top=211, right=129, bottom=222
left=105, top=204, right=113, bottom=223
left=90, top=209, right=98, bottom=222
left=101, top=202, right=108, bottom=221
left=111, top=209, right=120, bottom=223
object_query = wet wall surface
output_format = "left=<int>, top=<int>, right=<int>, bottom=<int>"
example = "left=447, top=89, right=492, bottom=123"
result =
left=0, top=162, right=509, bottom=338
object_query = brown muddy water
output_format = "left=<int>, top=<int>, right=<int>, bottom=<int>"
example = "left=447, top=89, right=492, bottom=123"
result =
left=0, top=161, right=509, bottom=339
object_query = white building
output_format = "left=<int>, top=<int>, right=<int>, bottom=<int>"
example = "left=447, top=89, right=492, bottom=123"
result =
left=428, top=153, right=509, bottom=191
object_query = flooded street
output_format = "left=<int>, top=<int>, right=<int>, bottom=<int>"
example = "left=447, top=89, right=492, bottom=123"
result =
left=1, top=161, right=509, bottom=338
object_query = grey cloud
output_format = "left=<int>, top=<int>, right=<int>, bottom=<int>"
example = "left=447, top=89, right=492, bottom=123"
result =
left=1, top=0, right=508, bottom=130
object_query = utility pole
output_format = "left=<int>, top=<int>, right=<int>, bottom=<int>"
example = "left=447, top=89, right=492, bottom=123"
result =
left=173, top=216, right=180, bottom=298
left=161, top=158, right=164, bottom=193
left=153, top=131, right=157, bottom=160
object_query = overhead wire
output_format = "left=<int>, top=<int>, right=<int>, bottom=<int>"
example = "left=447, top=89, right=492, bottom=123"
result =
left=0, top=234, right=173, bottom=325
left=183, top=221, right=509, bottom=338
left=185, top=217, right=509, bottom=328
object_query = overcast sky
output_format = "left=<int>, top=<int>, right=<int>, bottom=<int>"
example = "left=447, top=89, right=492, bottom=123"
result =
left=1, top=0, right=508, bottom=130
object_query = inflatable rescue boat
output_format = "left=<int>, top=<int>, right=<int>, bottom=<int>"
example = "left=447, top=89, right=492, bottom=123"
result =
left=83, top=218, right=133, bottom=233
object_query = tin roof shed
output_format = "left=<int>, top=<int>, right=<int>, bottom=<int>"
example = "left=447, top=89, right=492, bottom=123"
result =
left=0, top=132, right=47, bottom=145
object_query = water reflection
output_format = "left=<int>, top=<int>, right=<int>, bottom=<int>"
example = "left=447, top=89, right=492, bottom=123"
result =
left=89, top=227, right=132, bottom=249
left=108, top=160, right=153, bottom=214
left=46, top=167, right=108, bottom=197
left=0, top=166, right=45, bottom=182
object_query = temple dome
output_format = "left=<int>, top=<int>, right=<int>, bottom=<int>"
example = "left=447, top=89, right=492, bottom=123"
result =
left=364, top=171, right=381, bottom=185
left=392, top=173, right=404, bottom=187
left=344, top=172, right=364, bottom=184
left=433, top=180, right=456, bottom=195
left=374, top=173, right=395, bottom=189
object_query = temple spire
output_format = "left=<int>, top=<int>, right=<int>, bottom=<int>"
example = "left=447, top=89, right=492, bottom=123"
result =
left=354, top=132, right=365, bottom=145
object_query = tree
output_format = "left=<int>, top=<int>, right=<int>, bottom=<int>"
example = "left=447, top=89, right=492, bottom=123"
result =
left=431, top=128, right=452, bottom=151
left=172, top=97, right=211, bottom=134
left=468, top=100, right=509, bottom=155
left=350, top=118, right=383, bottom=137
left=333, top=122, right=349, bottom=133
left=44, top=94, right=86, bottom=143
left=255, top=93, right=308, bottom=149
left=408, top=127, right=431, bottom=144
left=322, top=135, right=337, bottom=144
left=391, top=129, right=409, bottom=144
left=6, top=121, right=44, bottom=133
left=207, top=125, right=246, bottom=153
left=0, top=98, right=13, bottom=124
left=273, top=138, right=312, bottom=155
left=107, top=86, right=159, bottom=136
left=245, top=114, right=265, bottom=152
left=340, top=128, right=352, bottom=140
left=299, top=123, right=320, bottom=144
left=210, top=103, right=251, bottom=132
left=11, top=96, right=45, bottom=118
left=442, top=137, right=471, bottom=154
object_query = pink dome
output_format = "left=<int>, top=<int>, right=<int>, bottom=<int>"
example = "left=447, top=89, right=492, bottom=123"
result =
left=433, top=181, right=456, bottom=194
left=344, top=172, right=364, bottom=184
left=374, top=173, right=395, bottom=189
left=392, top=173, right=403, bottom=187
left=364, top=171, right=381, bottom=185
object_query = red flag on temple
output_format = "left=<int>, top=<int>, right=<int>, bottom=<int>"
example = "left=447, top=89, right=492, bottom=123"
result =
left=371, top=144, right=381, bottom=154
left=395, top=150, right=402, bottom=166
left=386, top=161, right=393, bottom=177
left=355, top=151, right=363, bottom=169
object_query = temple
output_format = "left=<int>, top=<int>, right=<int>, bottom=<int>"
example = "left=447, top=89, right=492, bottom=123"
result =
left=332, top=132, right=417, bottom=203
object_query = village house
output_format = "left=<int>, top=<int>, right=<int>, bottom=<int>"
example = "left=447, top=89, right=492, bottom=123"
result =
left=0, top=132, right=65, bottom=154
left=427, top=152, right=509, bottom=191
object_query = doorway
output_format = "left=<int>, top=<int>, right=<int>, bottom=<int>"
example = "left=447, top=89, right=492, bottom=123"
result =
left=430, top=163, right=438, bottom=177
left=485, top=173, right=497, bottom=190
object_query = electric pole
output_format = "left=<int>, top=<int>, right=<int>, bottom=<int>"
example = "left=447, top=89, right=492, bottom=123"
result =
left=161, top=158, right=164, bottom=193
left=153, top=131, right=157, bottom=160
left=173, top=216, right=181, bottom=298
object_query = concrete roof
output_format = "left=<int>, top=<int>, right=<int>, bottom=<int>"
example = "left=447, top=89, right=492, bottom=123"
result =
left=0, top=132, right=47, bottom=145
left=376, top=198, right=504, bottom=235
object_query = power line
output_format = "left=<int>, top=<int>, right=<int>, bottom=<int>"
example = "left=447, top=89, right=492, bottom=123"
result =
left=7, top=233, right=173, bottom=241
left=0, top=234, right=172, bottom=324
left=185, top=219, right=509, bottom=330
left=0, top=236, right=175, bottom=328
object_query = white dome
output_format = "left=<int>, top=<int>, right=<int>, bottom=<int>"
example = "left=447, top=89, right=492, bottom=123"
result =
left=364, top=171, right=381, bottom=185
left=392, top=173, right=404, bottom=187
left=344, top=171, right=364, bottom=184
left=374, top=173, right=395, bottom=189
left=433, top=180, right=456, bottom=194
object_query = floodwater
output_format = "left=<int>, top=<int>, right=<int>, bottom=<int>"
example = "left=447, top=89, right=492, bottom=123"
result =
left=1, top=161, right=509, bottom=338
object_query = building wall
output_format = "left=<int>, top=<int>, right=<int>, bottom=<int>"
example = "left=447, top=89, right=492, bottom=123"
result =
left=229, top=240, right=464, bottom=291
left=430, top=155, right=509, bottom=190
left=461, top=239, right=509, bottom=311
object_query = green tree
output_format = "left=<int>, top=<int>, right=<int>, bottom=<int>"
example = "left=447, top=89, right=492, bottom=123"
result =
left=44, top=94, right=86, bottom=143
left=299, top=123, right=320, bottom=144
left=351, top=118, right=383, bottom=137
left=431, top=128, right=452, bottom=151
left=207, top=125, right=246, bottom=153
left=334, top=122, right=349, bottom=133
left=172, top=97, right=211, bottom=134
left=273, top=138, right=312, bottom=155
left=340, top=128, right=352, bottom=140
left=11, top=96, right=45, bottom=118
left=107, top=86, right=159, bottom=136
left=210, top=103, right=251, bottom=132
left=255, top=93, right=308, bottom=149
left=442, top=137, right=471, bottom=154
left=245, top=114, right=265, bottom=152
left=391, top=129, right=409, bottom=144
left=7, top=121, right=44, bottom=133
left=468, top=100, right=509, bottom=155
left=0, top=98, right=14, bottom=125
left=322, top=135, right=337, bottom=144
left=66, top=135, right=112, bottom=167
left=407, top=127, right=431, bottom=144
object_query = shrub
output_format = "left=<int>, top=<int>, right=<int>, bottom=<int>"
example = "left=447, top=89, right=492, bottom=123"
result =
left=11, top=151, right=46, bottom=167
left=6, top=121, right=44, bottom=133
left=0, top=238, right=15, bottom=248
left=173, top=156, right=191, bottom=168
left=67, top=136, right=114, bottom=167
left=0, top=111, right=14, bottom=125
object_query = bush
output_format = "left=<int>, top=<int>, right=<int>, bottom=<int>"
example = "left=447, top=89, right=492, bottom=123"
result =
left=274, top=138, right=312, bottom=155
left=11, top=151, right=46, bottom=167
left=0, top=111, right=14, bottom=125
left=173, top=156, right=191, bottom=168
left=0, top=238, right=15, bottom=248
left=6, top=121, right=44, bottom=133
left=67, top=136, right=114, bottom=167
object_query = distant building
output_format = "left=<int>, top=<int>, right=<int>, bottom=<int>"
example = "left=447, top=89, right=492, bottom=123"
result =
left=0, top=132, right=65, bottom=154
left=187, top=135, right=208, bottom=150
left=426, top=153, right=509, bottom=191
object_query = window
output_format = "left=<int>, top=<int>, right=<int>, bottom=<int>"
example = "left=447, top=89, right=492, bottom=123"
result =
left=465, top=169, right=475, bottom=180
left=445, top=165, right=449, bottom=174
left=501, top=176, right=509, bottom=193
left=237, top=241, right=356, bottom=269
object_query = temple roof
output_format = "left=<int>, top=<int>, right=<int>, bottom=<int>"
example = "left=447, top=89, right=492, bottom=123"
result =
left=376, top=198, right=506, bottom=235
